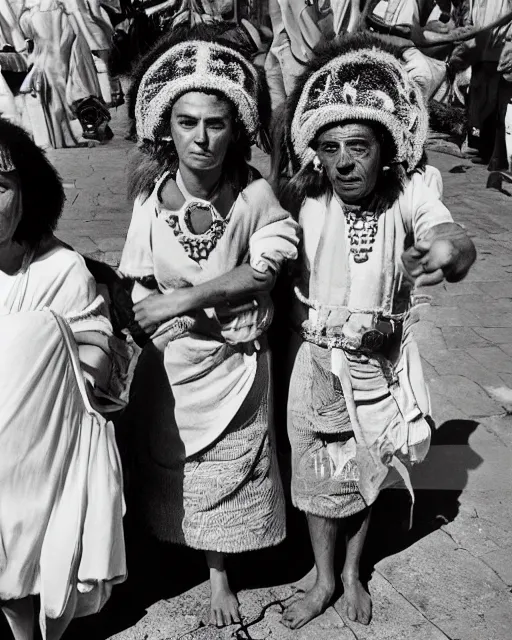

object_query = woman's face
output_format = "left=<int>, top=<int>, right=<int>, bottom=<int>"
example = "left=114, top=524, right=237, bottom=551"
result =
left=170, top=92, right=235, bottom=174
left=315, top=122, right=382, bottom=204
left=0, top=171, right=21, bottom=245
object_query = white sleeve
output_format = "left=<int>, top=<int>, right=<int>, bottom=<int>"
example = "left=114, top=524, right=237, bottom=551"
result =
left=422, top=165, right=444, bottom=199
left=118, top=194, right=155, bottom=279
left=249, top=217, right=301, bottom=274
left=400, top=172, right=454, bottom=242
left=246, top=180, right=301, bottom=274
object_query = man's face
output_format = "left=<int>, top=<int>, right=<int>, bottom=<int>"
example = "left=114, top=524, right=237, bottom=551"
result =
left=170, top=91, right=235, bottom=174
left=315, top=122, right=382, bottom=204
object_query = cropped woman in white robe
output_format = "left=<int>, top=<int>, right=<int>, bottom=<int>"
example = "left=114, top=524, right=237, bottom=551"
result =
left=0, top=118, right=126, bottom=640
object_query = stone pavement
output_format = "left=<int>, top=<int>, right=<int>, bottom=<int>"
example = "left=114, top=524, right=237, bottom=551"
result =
left=45, top=105, right=512, bottom=640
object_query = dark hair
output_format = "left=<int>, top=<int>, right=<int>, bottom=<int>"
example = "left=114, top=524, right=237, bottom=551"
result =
left=272, top=32, right=427, bottom=218
left=127, top=22, right=272, bottom=202
left=0, top=118, right=64, bottom=247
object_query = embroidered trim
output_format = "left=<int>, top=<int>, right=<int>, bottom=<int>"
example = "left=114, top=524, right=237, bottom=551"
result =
left=151, top=315, right=195, bottom=341
left=65, top=296, right=105, bottom=323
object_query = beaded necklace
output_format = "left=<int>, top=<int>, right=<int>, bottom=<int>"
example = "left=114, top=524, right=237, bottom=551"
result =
left=337, top=196, right=381, bottom=263
left=158, top=172, right=230, bottom=263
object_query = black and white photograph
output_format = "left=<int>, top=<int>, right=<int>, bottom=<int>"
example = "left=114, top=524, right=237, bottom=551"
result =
left=0, top=1, right=510, bottom=639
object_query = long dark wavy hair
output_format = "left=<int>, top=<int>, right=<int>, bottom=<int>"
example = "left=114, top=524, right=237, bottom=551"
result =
left=127, top=22, right=272, bottom=202
left=0, top=118, right=64, bottom=248
left=271, top=33, right=427, bottom=218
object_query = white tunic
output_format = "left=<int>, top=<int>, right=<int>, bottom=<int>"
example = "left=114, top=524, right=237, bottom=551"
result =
left=0, top=246, right=126, bottom=634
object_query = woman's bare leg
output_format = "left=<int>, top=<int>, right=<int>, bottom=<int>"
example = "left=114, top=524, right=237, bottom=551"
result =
left=2, top=596, right=34, bottom=640
left=282, top=514, right=337, bottom=629
left=205, top=551, right=240, bottom=627
left=341, top=507, right=372, bottom=625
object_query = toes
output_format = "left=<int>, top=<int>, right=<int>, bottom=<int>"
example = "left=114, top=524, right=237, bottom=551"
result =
left=210, top=602, right=240, bottom=627
left=282, top=616, right=300, bottom=630
left=361, top=612, right=371, bottom=626
left=282, top=606, right=294, bottom=626
left=347, top=604, right=357, bottom=622
left=361, top=602, right=372, bottom=625
left=282, top=605, right=300, bottom=629
left=225, top=607, right=238, bottom=626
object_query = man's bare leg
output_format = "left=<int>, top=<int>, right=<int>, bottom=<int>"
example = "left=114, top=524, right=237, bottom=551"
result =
left=205, top=551, right=240, bottom=627
left=282, top=514, right=337, bottom=629
left=341, top=507, right=372, bottom=625
left=2, top=596, right=34, bottom=640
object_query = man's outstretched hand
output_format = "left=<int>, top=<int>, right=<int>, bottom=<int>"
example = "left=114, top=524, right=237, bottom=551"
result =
left=402, top=223, right=477, bottom=287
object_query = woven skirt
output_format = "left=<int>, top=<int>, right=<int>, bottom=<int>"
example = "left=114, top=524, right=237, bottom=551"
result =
left=288, top=338, right=431, bottom=520
left=125, top=343, right=286, bottom=553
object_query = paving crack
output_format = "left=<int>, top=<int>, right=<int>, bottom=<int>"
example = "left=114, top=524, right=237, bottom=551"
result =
left=439, top=525, right=465, bottom=551
left=440, top=522, right=511, bottom=586
left=479, top=557, right=512, bottom=588
left=374, top=569, right=454, bottom=639
left=233, top=594, right=296, bottom=640
left=172, top=593, right=299, bottom=640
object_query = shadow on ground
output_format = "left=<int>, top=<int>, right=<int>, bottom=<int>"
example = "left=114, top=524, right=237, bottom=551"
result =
left=55, top=419, right=482, bottom=640
left=361, top=419, right=483, bottom=581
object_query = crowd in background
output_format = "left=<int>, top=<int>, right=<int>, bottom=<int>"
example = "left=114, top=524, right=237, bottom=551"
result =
left=2, top=0, right=512, bottom=169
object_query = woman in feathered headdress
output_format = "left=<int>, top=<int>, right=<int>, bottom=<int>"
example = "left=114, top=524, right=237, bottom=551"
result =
left=273, top=33, right=476, bottom=629
left=119, top=24, right=300, bottom=627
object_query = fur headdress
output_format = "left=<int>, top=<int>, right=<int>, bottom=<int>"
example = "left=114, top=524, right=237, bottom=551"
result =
left=128, top=23, right=271, bottom=201
left=136, top=39, right=260, bottom=144
left=274, top=34, right=429, bottom=216
left=288, top=33, right=428, bottom=173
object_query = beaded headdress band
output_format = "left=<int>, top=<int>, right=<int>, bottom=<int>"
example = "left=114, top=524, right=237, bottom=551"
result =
left=0, top=144, right=15, bottom=172
left=136, top=40, right=260, bottom=143
left=291, top=46, right=429, bottom=173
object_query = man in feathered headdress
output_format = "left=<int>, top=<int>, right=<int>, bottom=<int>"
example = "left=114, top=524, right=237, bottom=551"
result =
left=274, top=33, right=476, bottom=629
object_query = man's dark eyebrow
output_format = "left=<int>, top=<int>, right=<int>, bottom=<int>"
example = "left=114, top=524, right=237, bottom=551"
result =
left=341, top=137, right=371, bottom=143
left=174, top=114, right=229, bottom=123
left=320, top=136, right=369, bottom=144
left=205, top=117, right=228, bottom=123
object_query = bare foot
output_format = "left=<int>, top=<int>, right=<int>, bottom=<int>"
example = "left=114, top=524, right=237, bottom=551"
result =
left=209, top=568, right=240, bottom=627
left=282, top=580, right=335, bottom=630
left=341, top=574, right=372, bottom=625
